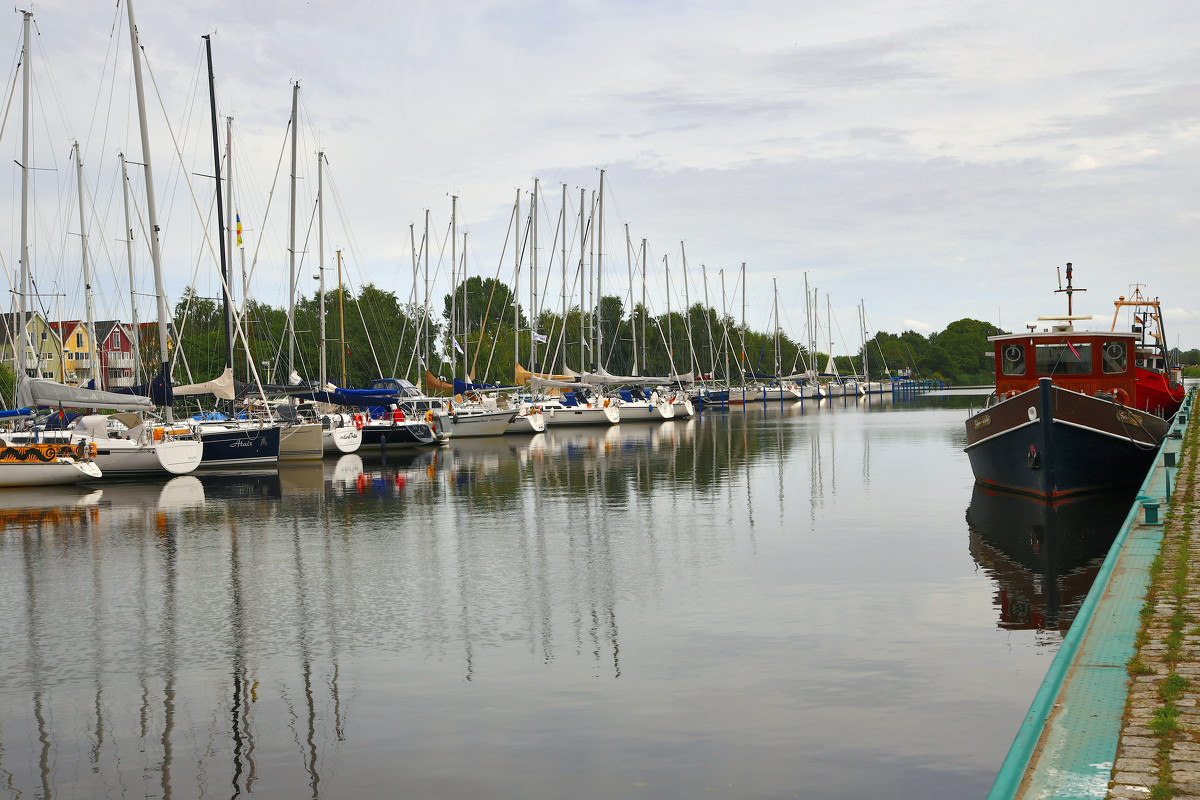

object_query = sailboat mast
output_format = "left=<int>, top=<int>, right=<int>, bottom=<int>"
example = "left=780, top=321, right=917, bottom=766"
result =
left=682, top=242, right=694, bottom=377
left=73, top=143, right=99, bottom=386
left=337, top=250, right=346, bottom=386
left=450, top=195, right=458, bottom=381
left=665, top=254, right=673, bottom=373
left=317, top=151, right=326, bottom=388
left=422, top=210, right=429, bottom=382
left=286, top=82, right=299, bottom=382
left=773, top=278, right=780, bottom=377
left=702, top=264, right=713, bottom=380
left=202, top=35, right=234, bottom=375
left=513, top=189, right=521, bottom=370
left=720, top=269, right=729, bottom=386
left=531, top=178, right=539, bottom=373
left=626, top=224, right=636, bottom=376
left=126, top=0, right=173, bottom=419
left=225, top=116, right=234, bottom=327
left=560, top=184, right=567, bottom=374
left=596, top=169, right=604, bottom=372
left=119, top=153, right=141, bottom=386
left=641, top=238, right=647, bottom=372
left=734, top=262, right=744, bottom=383
left=17, top=11, right=30, bottom=379
left=579, top=187, right=585, bottom=372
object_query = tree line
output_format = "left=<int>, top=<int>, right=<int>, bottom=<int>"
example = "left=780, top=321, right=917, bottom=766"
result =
left=154, top=280, right=1007, bottom=392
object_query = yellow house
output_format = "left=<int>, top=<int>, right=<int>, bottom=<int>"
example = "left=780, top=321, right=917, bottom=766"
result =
left=1, top=311, right=63, bottom=382
left=54, top=319, right=96, bottom=387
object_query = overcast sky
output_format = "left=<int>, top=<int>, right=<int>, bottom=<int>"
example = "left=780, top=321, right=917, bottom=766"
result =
left=4, top=0, right=1199, bottom=365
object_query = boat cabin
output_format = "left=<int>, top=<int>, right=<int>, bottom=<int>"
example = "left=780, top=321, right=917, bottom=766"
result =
left=990, top=328, right=1140, bottom=401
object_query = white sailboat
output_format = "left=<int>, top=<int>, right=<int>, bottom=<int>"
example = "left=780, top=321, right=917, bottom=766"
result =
left=5, top=10, right=201, bottom=481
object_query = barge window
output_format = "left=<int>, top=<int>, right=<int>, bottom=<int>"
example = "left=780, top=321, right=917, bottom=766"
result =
left=1035, top=342, right=1092, bottom=375
left=1102, top=341, right=1127, bottom=374
left=1001, top=343, right=1025, bottom=375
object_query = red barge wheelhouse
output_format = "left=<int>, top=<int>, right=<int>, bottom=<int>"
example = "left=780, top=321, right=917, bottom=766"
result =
left=964, top=265, right=1171, bottom=498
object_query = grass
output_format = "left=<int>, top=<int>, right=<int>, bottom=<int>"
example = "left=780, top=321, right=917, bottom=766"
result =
left=1117, top=391, right=1198, bottom=800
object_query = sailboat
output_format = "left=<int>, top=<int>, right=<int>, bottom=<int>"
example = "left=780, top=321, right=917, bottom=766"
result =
left=147, top=34, right=280, bottom=471
left=0, top=408, right=101, bottom=486
left=4, top=9, right=202, bottom=480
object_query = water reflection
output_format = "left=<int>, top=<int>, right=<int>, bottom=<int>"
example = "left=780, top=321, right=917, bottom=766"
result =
left=966, top=486, right=1135, bottom=638
left=0, top=400, right=1027, bottom=799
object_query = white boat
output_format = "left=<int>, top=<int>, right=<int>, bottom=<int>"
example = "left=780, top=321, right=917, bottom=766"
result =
left=539, top=391, right=620, bottom=426
left=729, top=384, right=801, bottom=404
left=439, top=397, right=518, bottom=438
left=613, top=388, right=675, bottom=421
left=666, top=389, right=696, bottom=418
left=320, top=412, right=363, bottom=453
left=3, top=413, right=203, bottom=478
left=0, top=441, right=102, bottom=486
left=503, top=398, right=545, bottom=434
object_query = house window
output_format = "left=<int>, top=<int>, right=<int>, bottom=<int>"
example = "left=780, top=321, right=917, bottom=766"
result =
left=41, top=371, right=53, bottom=379
left=76, top=333, right=83, bottom=348
left=40, top=330, right=46, bottom=340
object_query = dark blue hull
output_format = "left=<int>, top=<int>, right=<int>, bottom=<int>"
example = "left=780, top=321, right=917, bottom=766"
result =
left=360, top=420, right=438, bottom=449
left=964, top=378, right=1166, bottom=498
left=195, top=425, right=281, bottom=469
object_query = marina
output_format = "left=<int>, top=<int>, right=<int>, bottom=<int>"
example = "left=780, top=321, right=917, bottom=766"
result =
left=0, top=3, right=1197, bottom=798
left=0, top=394, right=1074, bottom=799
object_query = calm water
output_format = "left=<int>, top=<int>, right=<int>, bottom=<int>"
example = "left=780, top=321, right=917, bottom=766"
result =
left=0, top=394, right=1127, bottom=799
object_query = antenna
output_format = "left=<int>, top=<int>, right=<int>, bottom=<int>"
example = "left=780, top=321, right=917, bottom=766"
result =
left=1053, top=262, right=1085, bottom=316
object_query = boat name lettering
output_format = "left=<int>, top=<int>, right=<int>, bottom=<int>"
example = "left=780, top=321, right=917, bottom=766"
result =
left=973, top=414, right=991, bottom=430
left=1116, top=409, right=1142, bottom=427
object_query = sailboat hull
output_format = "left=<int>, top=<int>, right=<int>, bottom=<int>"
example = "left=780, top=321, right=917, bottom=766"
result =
left=279, top=423, right=324, bottom=461
left=194, top=424, right=281, bottom=469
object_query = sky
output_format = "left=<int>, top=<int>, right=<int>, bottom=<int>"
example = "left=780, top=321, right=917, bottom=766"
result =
left=3, top=0, right=1199, bottom=365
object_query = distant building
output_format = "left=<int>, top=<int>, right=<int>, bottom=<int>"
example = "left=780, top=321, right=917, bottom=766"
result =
left=51, top=319, right=137, bottom=390
left=1, top=311, right=63, bottom=381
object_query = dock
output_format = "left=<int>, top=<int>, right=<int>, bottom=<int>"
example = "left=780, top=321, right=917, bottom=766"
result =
left=989, top=389, right=1196, bottom=799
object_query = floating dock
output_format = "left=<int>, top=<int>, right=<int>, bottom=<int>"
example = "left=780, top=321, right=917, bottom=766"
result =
left=989, top=389, right=1195, bottom=799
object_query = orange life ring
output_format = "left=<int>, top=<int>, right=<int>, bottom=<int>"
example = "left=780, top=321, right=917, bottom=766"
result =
left=1003, top=389, right=1020, bottom=400
left=425, top=410, right=434, bottom=423
left=353, top=413, right=364, bottom=430
left=1113, top=387, right=1130, bottom=405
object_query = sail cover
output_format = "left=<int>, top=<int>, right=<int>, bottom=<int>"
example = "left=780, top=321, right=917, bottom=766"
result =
left=16, top=376, right=153, bottom=412
left=530, top=375, right=581, bottom=391
left=515, top=363, right=575, bottom=385
left=173, top=366, right=236, bottom=400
